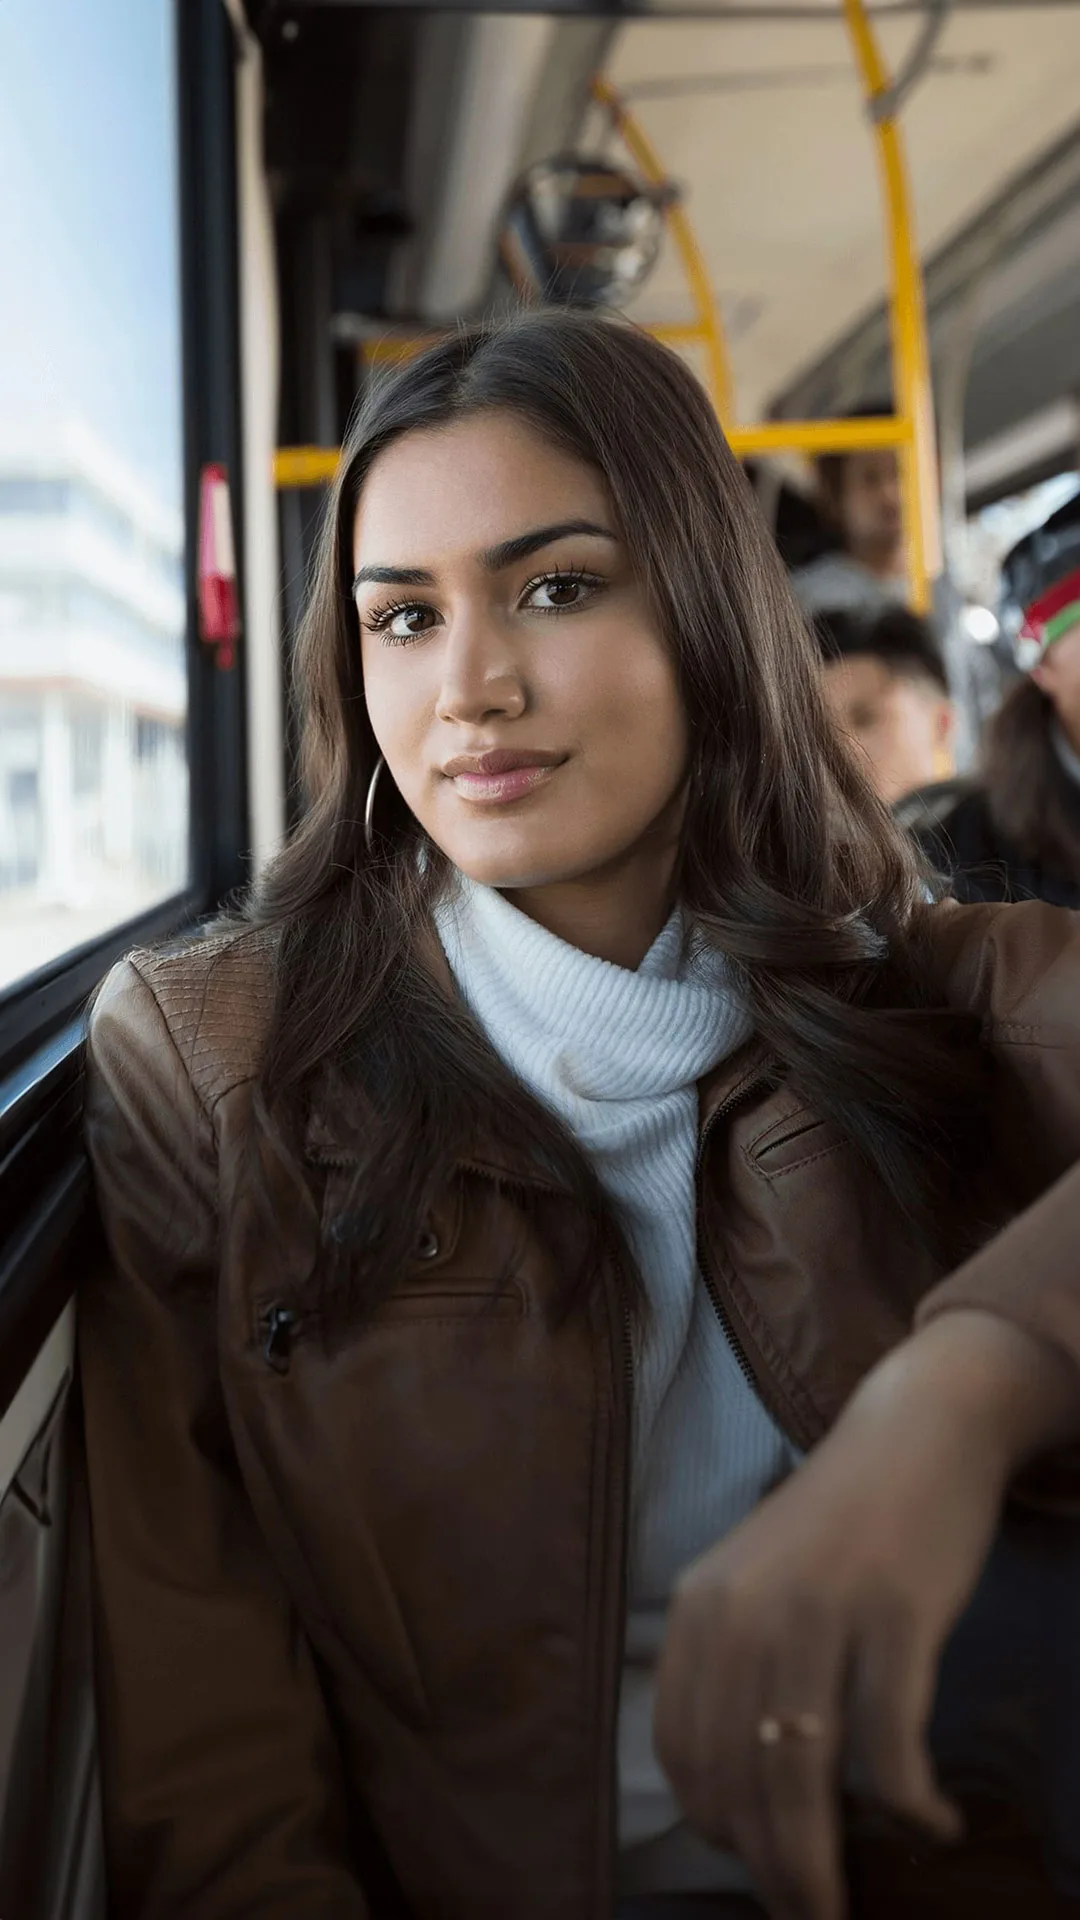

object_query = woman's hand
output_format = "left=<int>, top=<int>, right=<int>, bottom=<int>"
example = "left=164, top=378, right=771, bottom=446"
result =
left=652, top=1309, right=1080, bottom=1920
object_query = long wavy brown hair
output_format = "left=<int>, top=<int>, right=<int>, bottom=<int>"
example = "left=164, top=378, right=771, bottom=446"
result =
left=242, top=308, right=988, bottom=1324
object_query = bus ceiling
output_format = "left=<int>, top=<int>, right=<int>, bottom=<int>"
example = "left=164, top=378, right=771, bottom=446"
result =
left=248, top=1, right=1080, bottom=571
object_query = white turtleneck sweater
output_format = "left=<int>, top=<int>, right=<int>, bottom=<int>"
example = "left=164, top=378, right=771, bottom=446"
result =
left=435, top=878, right=800, bottom=1895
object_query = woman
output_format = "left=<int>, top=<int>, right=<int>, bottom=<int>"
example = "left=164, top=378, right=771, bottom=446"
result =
left=905, top=560, right=1080, bottom=909
left=81, top=310, right=1080, bottom=1920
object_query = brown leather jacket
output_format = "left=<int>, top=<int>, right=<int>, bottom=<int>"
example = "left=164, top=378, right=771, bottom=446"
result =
left=80, top=899, right=1080, bottom=1920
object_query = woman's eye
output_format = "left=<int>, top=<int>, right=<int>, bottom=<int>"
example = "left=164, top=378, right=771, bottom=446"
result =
left=522, top=571, right=600, bottom=613
left=367, top=602, right=438, bottom=643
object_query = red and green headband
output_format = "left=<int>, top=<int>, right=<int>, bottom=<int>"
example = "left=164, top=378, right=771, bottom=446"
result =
left=1021, top=564, right=1080, bottom=664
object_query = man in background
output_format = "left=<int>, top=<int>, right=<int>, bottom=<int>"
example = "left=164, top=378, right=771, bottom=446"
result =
left=793, top=425, right=905, bottom=619
left=814, top=607, right=956, bottom=808
left=791, top=411, right=998, bottom=769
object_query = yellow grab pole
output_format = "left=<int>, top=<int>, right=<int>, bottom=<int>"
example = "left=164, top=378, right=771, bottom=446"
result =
left=651, top=322, right=712, bottom=350
left=591, top=76, right=734, bottom=424
left=362, top=333, right=439, bottom=367
left=276, top=47, right=938, bottom=501
left=274, top=446, right=340, bottom=488
left=275, top=416, right=913, bottom=488
left=730, top=416, right=909, bottom=459
left=842, top=0, right=940, bottom=613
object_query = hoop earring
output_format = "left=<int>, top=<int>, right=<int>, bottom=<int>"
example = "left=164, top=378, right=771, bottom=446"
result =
left=364, top=754, right=385, bottom=854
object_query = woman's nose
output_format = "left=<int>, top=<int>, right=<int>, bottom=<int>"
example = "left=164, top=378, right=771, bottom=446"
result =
left=434, top=617, right=527, bottom=726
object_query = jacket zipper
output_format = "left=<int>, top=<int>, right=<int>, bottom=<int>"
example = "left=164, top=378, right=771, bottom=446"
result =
left=695, top=1075, right=770, bottom=1395
left=600, top=1076, right=805, bottom=1907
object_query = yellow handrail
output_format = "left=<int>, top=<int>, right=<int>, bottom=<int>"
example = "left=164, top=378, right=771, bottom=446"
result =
left=274, top=413, right=911, bottom=489
left=274, top=445, right=341, bottom=488
left=590, top=78, right=733, bottom=425
left=362, top=333, right=440, bottom=366
left=729, top=416, right=910, bottom=459
left=276, top=19, right=942, bottom=616
left=843, top=0, right=940, bottom=611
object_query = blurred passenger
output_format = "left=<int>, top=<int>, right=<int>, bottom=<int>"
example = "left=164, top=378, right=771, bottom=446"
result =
left=792, top=412, right=905, bottom=620
left=903, top=563, right=1080, bottom=909
left=791, top=412, right=999, bottom=768
left=1000, top=482, right=1080, bottom=619
left=81, top=313, right=1080, bottom=1920
left=814, top=606, right=955, bottom=806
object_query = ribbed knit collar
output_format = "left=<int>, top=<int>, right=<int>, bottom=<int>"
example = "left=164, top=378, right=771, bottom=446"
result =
left=433, top=876, right=751, bottom=1123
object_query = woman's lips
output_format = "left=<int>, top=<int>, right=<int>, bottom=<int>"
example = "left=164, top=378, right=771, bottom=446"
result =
left=442, top=748, right=566, bottom=806
left=450, top=763, right=561, bottom=804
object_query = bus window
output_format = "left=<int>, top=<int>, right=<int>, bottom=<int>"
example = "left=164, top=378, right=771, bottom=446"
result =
left=0, top=0, right=188, bottom=994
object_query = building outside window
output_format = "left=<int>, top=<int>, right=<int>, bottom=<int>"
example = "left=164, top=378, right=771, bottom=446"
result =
left=0, top=0, right=189, bottom=993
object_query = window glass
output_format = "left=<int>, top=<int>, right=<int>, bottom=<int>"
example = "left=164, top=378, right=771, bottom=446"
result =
left=0, top=0, right=189, bottom=994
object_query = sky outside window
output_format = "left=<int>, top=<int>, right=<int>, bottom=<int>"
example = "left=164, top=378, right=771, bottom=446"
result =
left=0, top=0, right=189, bottom=991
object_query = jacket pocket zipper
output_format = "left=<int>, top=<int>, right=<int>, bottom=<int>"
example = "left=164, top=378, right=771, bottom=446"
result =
left=754, top=1117, right=828, bottom=1161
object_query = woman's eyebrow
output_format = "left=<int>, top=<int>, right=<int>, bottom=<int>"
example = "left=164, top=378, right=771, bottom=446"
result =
left=352, top=563, right=435, bottom=591
left=352, top=520, right=616, bottom=595
left=481, top=520, right=616, bottom=572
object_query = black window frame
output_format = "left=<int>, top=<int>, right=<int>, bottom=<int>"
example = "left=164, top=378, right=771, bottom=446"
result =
left=0, top=0, right=251, bottom=1420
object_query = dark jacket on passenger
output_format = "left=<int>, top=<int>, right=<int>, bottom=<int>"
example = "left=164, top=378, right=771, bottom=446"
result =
left=80, top=902, right=1080, bottom=1919
left=899, top=780, right=1080, bottom=911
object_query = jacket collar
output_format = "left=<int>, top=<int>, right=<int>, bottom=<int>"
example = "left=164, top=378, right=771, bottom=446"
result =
left=305, top=907, right=774, bottom=1179
left=305, top=1030, right=772, bottom=1184
left=698, top=1036, right=773, bottom=1135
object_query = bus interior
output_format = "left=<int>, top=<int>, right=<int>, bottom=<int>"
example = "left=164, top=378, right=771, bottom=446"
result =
left=2, top=0, right=1080, bottom=1909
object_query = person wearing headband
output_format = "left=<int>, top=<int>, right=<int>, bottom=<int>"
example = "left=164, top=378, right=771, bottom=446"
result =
left=905, top=537, right=1080, bottom=911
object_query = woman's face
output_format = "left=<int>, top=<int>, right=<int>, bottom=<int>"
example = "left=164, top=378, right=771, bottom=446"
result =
left=352, top=411, right=688, bottom=893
